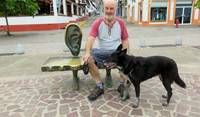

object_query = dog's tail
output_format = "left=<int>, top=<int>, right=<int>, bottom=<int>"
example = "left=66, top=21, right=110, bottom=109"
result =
left=175, top=76, right=186, bottom=88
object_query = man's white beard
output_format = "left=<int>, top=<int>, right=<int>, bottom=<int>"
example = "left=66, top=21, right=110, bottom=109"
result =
left=105, top=15, right=114, bottom=23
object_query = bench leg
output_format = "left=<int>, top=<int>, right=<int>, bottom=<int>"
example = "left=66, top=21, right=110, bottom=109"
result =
left=105, top=69, right=112, bottom=88
left=72, top=70, right=79, bottom=90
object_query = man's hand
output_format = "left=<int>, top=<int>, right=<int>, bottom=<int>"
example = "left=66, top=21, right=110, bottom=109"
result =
left=82, top=53, right=91, bottom=63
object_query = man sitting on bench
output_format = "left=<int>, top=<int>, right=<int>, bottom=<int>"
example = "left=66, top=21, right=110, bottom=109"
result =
left=82, top=0, right=129, bottom=101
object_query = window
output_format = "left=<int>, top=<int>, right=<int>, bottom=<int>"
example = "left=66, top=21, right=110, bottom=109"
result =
left=132, top=6, right=134, bottom=17
left=151, top=7, right=167, bottom=22
left=57, top=0, right=64, bottom=15
left=37, top=0, right=51, bottom=15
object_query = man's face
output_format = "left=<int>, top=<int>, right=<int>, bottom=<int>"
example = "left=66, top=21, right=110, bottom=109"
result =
left=104, top=2, right=116, bottom=22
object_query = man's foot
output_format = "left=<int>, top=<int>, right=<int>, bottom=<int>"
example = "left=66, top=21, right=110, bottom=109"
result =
left=88, top=86, right=104, bottom=101
left=117, top=84, right=125, bottom=97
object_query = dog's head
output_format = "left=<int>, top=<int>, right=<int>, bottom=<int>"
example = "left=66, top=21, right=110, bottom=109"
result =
left=104, top=44, right=127, bottom=69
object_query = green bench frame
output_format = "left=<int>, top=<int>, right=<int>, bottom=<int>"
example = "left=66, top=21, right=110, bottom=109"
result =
left=41, top=23, right=113, bottom=90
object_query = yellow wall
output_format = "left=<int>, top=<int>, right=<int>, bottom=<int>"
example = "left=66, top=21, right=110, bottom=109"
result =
left=128, top=0, right=200, bottom=26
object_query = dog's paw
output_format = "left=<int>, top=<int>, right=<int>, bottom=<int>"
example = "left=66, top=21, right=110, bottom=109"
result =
left=162, top=95, right=167, bottom=99
left=162, top=103, right=169, bottom=107
left=132, top=104, right=139, bottom=108
left=132, top=98, right=139, bottom=108
left=121, top=95, right=130, bottom=101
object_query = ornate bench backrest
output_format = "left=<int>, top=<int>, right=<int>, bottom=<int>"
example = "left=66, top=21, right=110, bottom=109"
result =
left=65, top=23, right=82, bottom=56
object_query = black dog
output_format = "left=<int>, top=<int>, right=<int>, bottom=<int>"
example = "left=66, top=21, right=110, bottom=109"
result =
left=104, top=44, right=186, bottom=108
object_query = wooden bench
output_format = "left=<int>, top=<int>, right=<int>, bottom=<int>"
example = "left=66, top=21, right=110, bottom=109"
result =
left=41, top=23, right=113, bottom=90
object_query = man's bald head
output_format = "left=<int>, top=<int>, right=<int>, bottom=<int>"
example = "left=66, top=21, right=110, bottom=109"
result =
left=103, top=0, right=117, bottom=23
left=103, top=0, right=117, bottom=9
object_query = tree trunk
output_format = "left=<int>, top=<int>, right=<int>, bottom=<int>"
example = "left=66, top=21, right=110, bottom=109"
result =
left=5, top=13, right=11, bottom=36
left=4, top=0, right=11, bottom=36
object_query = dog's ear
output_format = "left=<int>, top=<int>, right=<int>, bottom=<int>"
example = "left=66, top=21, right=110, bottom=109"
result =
left=119, top=49, right=127, bottom=56
left=116, top=44, right=123, bottom=51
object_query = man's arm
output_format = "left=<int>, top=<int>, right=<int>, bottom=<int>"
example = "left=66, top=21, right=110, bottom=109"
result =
left=122, top=39, right=130, bottom=54
left=122, top=39, right=129, bottom=50
left=85, top=36, right=95, bottom=54
left=83, top=36, right=95, bottom=62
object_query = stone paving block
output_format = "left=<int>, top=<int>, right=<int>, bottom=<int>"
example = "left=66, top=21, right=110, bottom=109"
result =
left=44, top=111, right=57, bottom=117
left=140, top=103, right=151, bottom=109
left=37, top=102, right=48, bottom=107
left=144, top=109, right=158, bottom=117
left=176, top=104, right=189, bottom=115
left=116, top=112, right=129, bottom=117
left=59, top=104, right=69, bottom=115
left=91, top=100, right=105, bottom=109
left=103, top=94, right=113, bottom=101
left=23, top=109, right=36, bottom=117
left=9, top=112, right=22, bottom=117
left=69, top=102, right=80, bottom=108
left=7, top=105, right=20, bottom=111
left=41, top=99, right=57, bottom=104
left=0, top=112, right=9, bottom=117
left=130, top=108, right=143, bottom=116
left=99, top=105, right=112, bottom=113
left=92, top=109, right=104, bottom=117
left=191, top=106, right=200, bottom=113
left=80, top=101, right=89, bottom=106
left=40, top=94, right=50, bottom=100
left=51, top=95, right=60, bottom=99
left=80, top=111, right=90, bottom=117
left=107, top=101, right=123, bottom=110
left=152, top=105, right=163, bottom=111
left=60, top=99, right=76, bottom=104
left=188, top=112, right=200, bottom=117
left=106, top=111, right=117, bottom=117
left=47, top=103, right=58, bottom=111
left=173, top=112, right=188, bottom=117
left=76, top=95, right=85, bottom=101
left=163, top=104, right=176, bottom=111
left=121, top=106, right=132, bottom=114
left=119, top=99, right=132, bottom=106
left=159, top=110, right=171, bottom=117
left=80, top=105, right=90, bottom=111
left=33, top=107, right=45, bottom=117
left=70, top=107, right=78, bottom=112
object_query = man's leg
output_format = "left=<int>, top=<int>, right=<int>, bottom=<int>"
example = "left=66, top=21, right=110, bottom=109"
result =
left=87, top=56, right=102, bottom=83
left=87, top=56, right=104, bottom=101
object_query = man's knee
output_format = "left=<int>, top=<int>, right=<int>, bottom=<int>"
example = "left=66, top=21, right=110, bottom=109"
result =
left=87, top=56, right=96, bottom=65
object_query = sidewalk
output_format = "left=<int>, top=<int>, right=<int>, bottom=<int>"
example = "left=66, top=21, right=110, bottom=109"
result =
left=0, top=24, right=200, bottom=117
left=0, top=46, right=200, bottom=117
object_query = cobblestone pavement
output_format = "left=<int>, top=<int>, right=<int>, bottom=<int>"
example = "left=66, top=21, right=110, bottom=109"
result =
left=0, top=73, right=200, bottom=117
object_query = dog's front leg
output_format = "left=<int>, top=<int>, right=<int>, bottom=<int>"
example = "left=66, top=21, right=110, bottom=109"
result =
left=121, top=80, right=131, bottom=101
left=132, top=82, right=140, bottom=108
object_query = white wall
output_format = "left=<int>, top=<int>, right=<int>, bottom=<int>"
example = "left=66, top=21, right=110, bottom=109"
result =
left=142, top=0, right=149, bottom=21
left=170, top=1, right=174, bottom=20
left=194, top=9, right=199, bottom=20
left=134, top=1, right=138, bottom=21
left=0, top=16, right=78, bottom=25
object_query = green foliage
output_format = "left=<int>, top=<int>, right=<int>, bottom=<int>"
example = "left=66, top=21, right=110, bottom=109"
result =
left=195, top=0, right=200, bottom=9
left=0, top=0, right=39, bottom=16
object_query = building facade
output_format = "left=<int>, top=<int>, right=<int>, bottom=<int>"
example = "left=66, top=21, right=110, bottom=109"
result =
left=127, top=0, right=200, bottom=26
left=0, top=0, right=94, bottom=31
